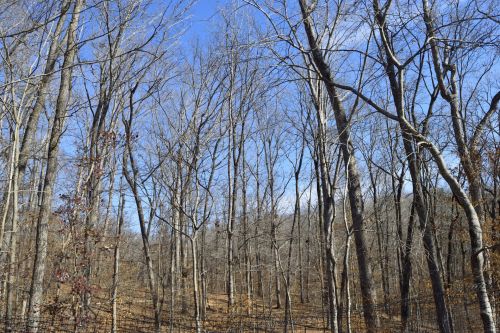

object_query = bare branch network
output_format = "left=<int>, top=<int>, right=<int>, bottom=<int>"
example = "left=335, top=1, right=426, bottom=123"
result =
left=0, top=0, right=498, bottom=332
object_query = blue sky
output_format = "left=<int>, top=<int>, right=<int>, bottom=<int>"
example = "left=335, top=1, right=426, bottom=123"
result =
left=182, top=0, right=225, bottom=43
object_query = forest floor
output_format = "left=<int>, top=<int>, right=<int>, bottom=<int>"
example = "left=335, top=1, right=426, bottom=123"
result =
left=2, top=287, right=441, bottom=332
left=89, top=290, right=406, bottom=332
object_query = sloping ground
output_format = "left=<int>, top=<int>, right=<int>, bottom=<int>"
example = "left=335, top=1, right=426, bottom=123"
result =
left=1, top=288, right=491, bottom=332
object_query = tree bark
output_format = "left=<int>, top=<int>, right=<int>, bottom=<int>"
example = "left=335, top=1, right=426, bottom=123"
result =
left=123, top=87, right=162, bottom=333
left=111, top=177, right=125, bottom=333
left=298, top=1, right=380, bottom=330
left=190, top=238, right=201, bottom=333
left=27, top=1, right=84, bottom=331
left=421, top=1, right=496, bottom=330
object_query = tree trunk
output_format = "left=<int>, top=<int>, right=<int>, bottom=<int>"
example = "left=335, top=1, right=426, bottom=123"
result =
left=400, top=204, right=416, bottom=332
left=5, top=119, right=20, bottom=333
left=421, top=1, right=497, bottom=329
left=297, top=2, right=380, bottom=330
left=284, top=143, right=305, bottom=332
left=27, top=1, right=84, bottom=330
left=241, top=146, right=252, bottom=314
left=371, top=0, right=454, bottom=328
left=111, top=178, right=125, bottom=333
left=123, top=88, right=161, bottom=333
left=190, top=237, right=201, bottom=333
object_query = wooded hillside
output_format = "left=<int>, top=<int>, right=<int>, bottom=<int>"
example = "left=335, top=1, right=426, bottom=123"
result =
left=0, top=0, right=498, bottom=332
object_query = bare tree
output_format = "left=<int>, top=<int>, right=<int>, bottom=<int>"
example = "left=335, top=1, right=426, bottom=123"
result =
left=122, top=82, right=163, bottom=333
left=27, top=1, right=85, bottom=330
left=297, top=1, right=380, bottom=330
left=0, top=1, right=497, bottom=332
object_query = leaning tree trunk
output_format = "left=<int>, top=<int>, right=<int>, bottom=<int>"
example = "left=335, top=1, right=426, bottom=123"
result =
left=370, top=0, right=454, bottom=328
left=26, top=1, right=84, bottom=331
left=426, top=142, right=495, bottom=333
left=298, top=1, right=380, bottom=330
left=17, top=0, right=71, bottom=177
left=123, top=96, right=162, bottom=333
left=284, top=139, right=305, bottom=332
left=391, top=103, right=496, bottom=333
left=421, top=1, right=497, bottom=330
